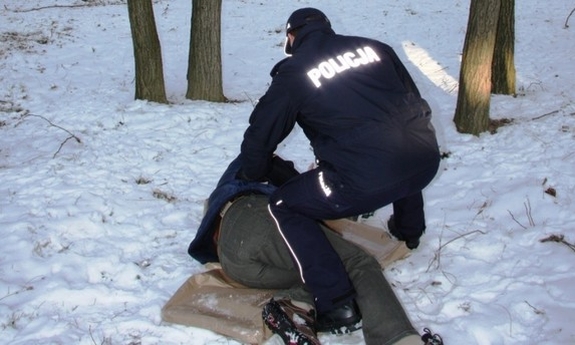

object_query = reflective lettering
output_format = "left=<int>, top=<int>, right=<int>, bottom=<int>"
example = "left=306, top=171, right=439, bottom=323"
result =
left=354, top=48, right=369, bottom=65
left=364, top=46, right=381, bottom=62
left=343, top=52, right=360, bottom=67
left=307, top=69, right=323, bottom=88
left=318, top=62, right=336, bottom=79
left=306, top=46, right=380, bottom=88
left=329, top=58, right=349, bottom=73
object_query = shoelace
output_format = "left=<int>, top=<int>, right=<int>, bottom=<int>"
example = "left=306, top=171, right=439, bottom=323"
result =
left=421, top=327, right=444, bottom=345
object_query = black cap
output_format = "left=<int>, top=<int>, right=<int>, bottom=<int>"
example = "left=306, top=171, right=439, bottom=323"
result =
left=284, top=8, right=330, bottom=55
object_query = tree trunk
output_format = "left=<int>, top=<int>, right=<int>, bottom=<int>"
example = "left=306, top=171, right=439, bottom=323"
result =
left=186, top=0, right=226, bottom=102
left=491, top=0, right=516, bottom=95
left=127, top=0, right=167, bottom=103
left=454, top=0, right=501, bottom=135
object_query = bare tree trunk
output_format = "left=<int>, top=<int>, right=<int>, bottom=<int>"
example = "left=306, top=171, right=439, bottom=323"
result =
left=491, top=0, right=516, bottom=95
left=127, top=0, right=167, bottom=103
left=454, top=0, right=501, bottom=135
left=186, top=0, right=226, bottom=102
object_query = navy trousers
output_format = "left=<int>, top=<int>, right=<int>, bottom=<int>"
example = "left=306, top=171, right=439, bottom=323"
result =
left=268, top=163, right=438, bottom=312
left=218, top=194, right=418, bottom=344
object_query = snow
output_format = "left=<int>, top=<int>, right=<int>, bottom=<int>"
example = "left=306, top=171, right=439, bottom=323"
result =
left=1, top=0, right=574, bottom=344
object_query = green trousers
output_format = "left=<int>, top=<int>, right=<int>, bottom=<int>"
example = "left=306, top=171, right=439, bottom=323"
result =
left=218, top=194, right=418, bottom=345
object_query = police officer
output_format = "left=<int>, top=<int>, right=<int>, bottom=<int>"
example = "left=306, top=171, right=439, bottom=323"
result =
left=236, top=8, right=440, bottom=332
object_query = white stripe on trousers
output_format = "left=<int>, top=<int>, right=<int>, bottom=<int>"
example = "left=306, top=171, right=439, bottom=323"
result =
left=267, top=201, right=306, bottom=284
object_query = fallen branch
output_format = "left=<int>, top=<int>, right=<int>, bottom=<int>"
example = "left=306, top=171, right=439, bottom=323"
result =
left=540, top=234, right=575, bottom=253
left=7, top=2, right=124, bottom=13
left=53, top=136, right=80, bottom=158
left=0, top=276, right=43, bottom=302
left=565, top=7, right=575, bottom=28
left=426, top=229, right=487, bottom=272
left=524, top=300, right=545, bottom=315
left=23, top=113, right=82, bottom=158
left=507, top=198, right=535, bottom=229
left=507, top=210, right=527, bottom=229
left=524, top=198, right=535, bottom=227
left=0, top=285, right=34, bottom=302
left=531, top=109, right=560, bottom=121
left=8, top=4, right=92, bottom=12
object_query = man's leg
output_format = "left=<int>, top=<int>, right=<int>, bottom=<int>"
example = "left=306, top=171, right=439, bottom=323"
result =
left=322, top=226, right=418, bottom=345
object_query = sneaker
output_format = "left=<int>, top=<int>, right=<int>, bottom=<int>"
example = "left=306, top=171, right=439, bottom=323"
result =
left=421, top=328, right=444, bottom=345
left=387, top=215, right=421, bottom=250
left=262, top=298, right=320, bottom=345
left=316, top=299, right=362, bottom=334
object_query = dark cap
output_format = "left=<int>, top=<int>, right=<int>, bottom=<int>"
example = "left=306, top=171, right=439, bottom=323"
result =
left=284, top=8, right=330, bottom=55
left=286, top=7, right=330, bottom=34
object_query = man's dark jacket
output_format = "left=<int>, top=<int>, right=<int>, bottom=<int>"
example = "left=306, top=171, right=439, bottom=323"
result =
left=240, top=22, right=439, bottom=193
left=188, top=155, right=298, bottom=264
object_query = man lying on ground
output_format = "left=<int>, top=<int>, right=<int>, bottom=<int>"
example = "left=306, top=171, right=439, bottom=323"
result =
left=187, top=155, right=443, bottom=345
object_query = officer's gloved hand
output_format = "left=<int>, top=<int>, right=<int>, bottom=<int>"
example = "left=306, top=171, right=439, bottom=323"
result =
left=265, top=156, right=300, bottom=186
left=387, top=215, right=422, bottom=250
left=236, top=155, right=300, bottom=187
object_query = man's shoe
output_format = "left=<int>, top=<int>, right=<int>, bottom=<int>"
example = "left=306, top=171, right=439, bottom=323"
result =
left=387, top=215, right=421, bottom=250
left=262, top=298, right=320, bottom=345
left=421, top=327, right=444, bottom=345
left=316, top=299, right=362, bottom=334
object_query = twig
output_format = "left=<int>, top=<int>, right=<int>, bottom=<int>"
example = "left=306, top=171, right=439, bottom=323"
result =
left=497, top=304, right=513, bottom=336
left=244, top=92, right=257, bottom=107
left=507, top=210, right=527, bottom=229
left=0, top=276, right=44, bottom=303
left=89, top=325, right=97, bottom=345
left=524, top=300, right=545, bottom=315
left=524, top=198, right=535, bottom=227
left=426, top=229, right=487, bottom=272
left=565, top=7, right=575, bottom=28
left=53, top=136, right=78, bottom=158
left=540, top=234, right=575, bottom=253
left=8, top=3, right=116, bottom=13
left=25, top=114, right=81, bottom=142
left=23, top=113, right=82, bottom=158
left=531, top=109, right=559, bottom=121
left=0, top=286, right=34, bottom=302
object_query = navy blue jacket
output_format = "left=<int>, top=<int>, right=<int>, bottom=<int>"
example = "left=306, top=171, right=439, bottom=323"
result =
left=188, top=155, right=298, bottom=264
left=240, top=23, right=439, bottom=193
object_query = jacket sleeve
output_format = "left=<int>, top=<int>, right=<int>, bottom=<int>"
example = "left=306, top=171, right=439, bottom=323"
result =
left=239, top=75, right=299, bottom=182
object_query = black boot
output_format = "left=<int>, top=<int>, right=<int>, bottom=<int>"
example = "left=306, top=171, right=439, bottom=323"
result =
left=316, top=299, right=362, bottom=334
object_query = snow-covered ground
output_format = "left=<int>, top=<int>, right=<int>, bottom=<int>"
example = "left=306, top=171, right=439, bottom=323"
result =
left=1, top=1, right=574, bottom=344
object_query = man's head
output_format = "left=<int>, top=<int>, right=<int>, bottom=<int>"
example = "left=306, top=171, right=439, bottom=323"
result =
left=284, top=8, right=331, bottom=55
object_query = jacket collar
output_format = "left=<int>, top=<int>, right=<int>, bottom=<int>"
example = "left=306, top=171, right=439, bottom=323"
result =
left=290, top=23, right=335, bottom=55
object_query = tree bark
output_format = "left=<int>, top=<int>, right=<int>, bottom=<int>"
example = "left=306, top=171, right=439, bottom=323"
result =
left=186, top=0, right=226, bottom=102
left=454, top=0, right=501, bottom=135
left=127, top=0, right=167, bottom=103
left=491, top=0, right=516, bottom=95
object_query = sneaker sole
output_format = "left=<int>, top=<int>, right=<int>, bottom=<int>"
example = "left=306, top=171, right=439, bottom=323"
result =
left=262, top=300, right=318, bottom=345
